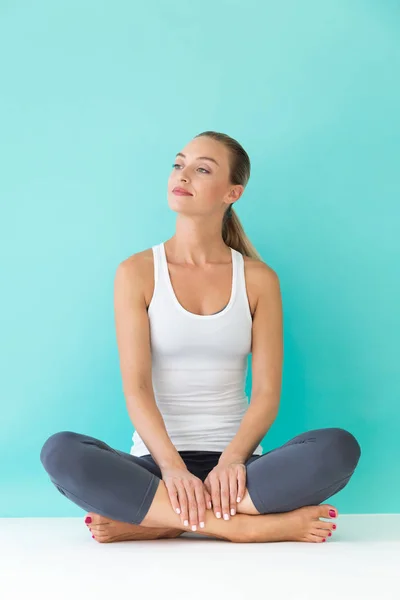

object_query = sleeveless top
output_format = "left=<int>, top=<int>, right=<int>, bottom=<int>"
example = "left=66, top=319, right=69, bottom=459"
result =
left=129, top=242, right=263, bottom=457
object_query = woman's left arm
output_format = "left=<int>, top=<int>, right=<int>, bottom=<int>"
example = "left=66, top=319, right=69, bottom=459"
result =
left=204, top=265, right=283, bottom=516
left=220, top=264, right=283, bottom=465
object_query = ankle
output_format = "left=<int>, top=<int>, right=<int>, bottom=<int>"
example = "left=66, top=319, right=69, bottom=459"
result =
left=227, top=513, right=257, bottom=543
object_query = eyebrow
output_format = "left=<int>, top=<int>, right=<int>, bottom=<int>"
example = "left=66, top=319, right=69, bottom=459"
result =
left=175, top=152, right=220, bottom=167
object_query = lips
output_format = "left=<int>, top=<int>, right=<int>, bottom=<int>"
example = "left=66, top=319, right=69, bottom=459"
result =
left=173, top=187, right=192, bottom=196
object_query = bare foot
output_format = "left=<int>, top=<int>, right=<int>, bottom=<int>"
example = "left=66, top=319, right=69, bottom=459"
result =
left=250, top=503, right=338, bottom=543
left=84, top=512, right=184, bottom=544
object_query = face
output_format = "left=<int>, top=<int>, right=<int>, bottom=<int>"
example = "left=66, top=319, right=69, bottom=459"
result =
left=167, top=137, right=243, bottom=219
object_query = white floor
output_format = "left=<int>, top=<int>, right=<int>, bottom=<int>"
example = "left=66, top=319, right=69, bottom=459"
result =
left=1, top=514, right=398, bottom=599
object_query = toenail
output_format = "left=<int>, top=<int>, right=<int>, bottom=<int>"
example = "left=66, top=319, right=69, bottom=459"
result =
left=92, top=535, right=95, bottom=538
left=85, top=516, right=92, bottom=523
left=332, top=524, right=336, bottom=530
left=329, top=510, right=336, bottom=518
left=328, top=532, right=332, bottom=536
left=322, top=538, right=326, bottom=542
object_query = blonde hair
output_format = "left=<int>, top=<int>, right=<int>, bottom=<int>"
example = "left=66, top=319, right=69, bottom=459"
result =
left=194, top=130, right=263, bottom=261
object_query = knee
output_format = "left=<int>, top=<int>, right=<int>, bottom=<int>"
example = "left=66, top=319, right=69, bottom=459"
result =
left=40, top=431, right=80, bottom=474
left=326, top=428, right=361, bottom=473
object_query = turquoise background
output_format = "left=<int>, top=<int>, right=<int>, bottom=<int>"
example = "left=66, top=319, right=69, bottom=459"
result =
left=1, top=1, right=399, bottom=517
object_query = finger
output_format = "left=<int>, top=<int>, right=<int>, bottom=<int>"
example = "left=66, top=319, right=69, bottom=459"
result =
left=210, top=477, right=222, bottom=518
left=176, top=482, right=189, bottom=527
left=185, top=481, right=199, bottom=530
left=203, top=481, right=213, bottom=509
left=219, top=472, right=231, bottom=520
left=237, top=466, right=246, bottom=504
left=194, top=483, right=206, bottom=528
left=229, top=471, right=239, bottom=516
left=166, top=483, right=181, bottom=516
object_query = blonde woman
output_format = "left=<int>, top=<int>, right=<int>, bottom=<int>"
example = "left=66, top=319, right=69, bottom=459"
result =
left=40, top=132, right=361, bottom=544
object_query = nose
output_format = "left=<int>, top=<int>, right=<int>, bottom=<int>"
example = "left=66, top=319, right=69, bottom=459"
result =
left=177, top=166, right=190, bottom=181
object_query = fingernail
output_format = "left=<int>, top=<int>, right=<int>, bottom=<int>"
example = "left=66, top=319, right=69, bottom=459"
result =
left=230, top=508, right=235, bottom=516
left=191, top=525, right=197, bottom=531
left=216, top=512, right=221, bottom=518
left=237, top=497, right=241, bottom=503
left=223, top=514, right=229, bottom=520
left=329, top=510, right=336, bottom=518
left=200, top=522, right=205, bottom=528
left=184, top=520, right=189, bottom=526
left=175, top=508, right=181, bottom=514
left=85, top=516, right=92, bottom=523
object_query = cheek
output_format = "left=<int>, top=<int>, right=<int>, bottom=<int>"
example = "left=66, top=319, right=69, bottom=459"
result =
left=201, top=179, right=221, bottom=196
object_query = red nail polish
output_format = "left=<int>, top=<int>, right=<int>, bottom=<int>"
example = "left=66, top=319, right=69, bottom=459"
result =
left=85, top=516, right=92, bottom=523
left=92, top=535, right=95, bottom=538
left=332, top=524, right=336, bottom=530
left=322, top=538, right=326, bottom=542
left=328, top=532, right=332, bottom=536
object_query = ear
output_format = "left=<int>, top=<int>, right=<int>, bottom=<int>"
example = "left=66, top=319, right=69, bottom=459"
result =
left=230, top=184, right=244, bottom=201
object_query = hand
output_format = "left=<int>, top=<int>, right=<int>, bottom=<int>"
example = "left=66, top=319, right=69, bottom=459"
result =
left=203, top=461, right=246, bottom=521
left=161, top=466, right=212, bottom=531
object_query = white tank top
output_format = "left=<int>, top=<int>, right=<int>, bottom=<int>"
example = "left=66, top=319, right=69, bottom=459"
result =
left=130, top=241, right=263, bottom=457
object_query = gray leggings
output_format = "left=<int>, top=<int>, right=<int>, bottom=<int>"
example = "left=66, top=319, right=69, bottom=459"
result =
left=39, top=427, right=361, bottom=525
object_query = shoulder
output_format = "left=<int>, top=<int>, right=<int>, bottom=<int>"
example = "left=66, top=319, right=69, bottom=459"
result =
left=119, top=247, right=153, bottom=270
left=242, top=254, right=280, bottom=311
left=115, top=247, right=153, bottom=288
left=243, top=254, right=279, bottom=288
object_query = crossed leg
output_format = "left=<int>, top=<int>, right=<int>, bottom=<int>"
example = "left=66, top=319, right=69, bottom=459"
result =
left=86, top=478, right=340, bottom=544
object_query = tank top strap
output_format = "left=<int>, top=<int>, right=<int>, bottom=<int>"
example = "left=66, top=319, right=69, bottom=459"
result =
left=151, top=243, right=162, bottom=288
left=234, top=249, right=253, bottom=323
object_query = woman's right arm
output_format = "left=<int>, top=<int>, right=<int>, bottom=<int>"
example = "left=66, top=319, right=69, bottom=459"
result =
left=113, top=256, right=186, bottom=471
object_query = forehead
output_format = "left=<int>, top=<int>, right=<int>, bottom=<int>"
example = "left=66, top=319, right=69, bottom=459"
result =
left=177, top=138, right=228, bottom=167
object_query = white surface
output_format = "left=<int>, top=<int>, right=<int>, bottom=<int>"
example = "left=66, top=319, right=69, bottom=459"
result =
left=0, top=514, right=398, bottom=599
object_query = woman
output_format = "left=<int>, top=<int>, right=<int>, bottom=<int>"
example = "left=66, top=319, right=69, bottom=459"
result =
left=40, top=131, right=361, bottom=544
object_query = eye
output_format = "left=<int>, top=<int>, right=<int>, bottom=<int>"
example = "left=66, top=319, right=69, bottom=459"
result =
left=172, top=163, right=210, bottom=174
